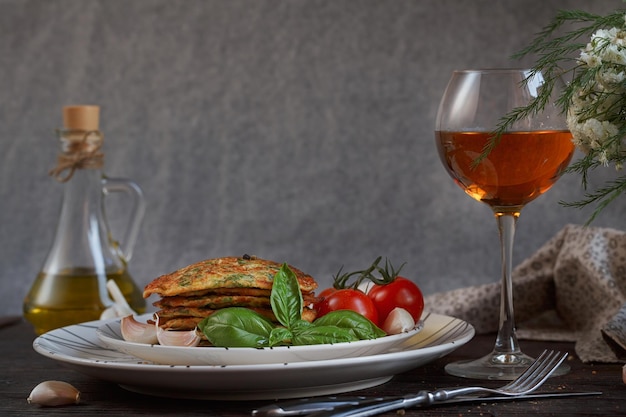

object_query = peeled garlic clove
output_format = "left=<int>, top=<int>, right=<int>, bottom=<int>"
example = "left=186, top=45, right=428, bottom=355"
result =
left=100, top=280, right=138, bottom=320
left=106, top=279, right=136, bottom=317
left=156, top=325, right=201, bottom=347
left=27, top=380, right=80, bottom=407
left=382, top=307, right=416, bottom=335
left=357, top=280, right=374, bottom=295
left=120, top=315, right=158, bottom=344
left=100, top=305, right=119, bottom=320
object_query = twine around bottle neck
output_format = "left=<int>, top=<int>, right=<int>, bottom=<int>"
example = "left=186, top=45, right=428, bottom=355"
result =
left=49, top=130, right=104, bottom=183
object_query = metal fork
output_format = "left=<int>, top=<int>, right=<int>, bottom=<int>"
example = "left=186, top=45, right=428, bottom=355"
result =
left=306, top=349, right=568, bottom=417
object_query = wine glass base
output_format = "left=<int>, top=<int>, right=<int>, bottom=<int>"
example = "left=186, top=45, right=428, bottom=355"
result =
left=445, top=351, right=570, bottom=380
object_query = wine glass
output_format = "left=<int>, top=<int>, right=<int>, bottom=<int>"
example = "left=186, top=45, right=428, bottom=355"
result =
left=435, top=69, right=573, bottom=380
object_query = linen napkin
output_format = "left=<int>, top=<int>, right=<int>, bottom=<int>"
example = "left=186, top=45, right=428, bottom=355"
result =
left=425, top=224, right=626, bottom=363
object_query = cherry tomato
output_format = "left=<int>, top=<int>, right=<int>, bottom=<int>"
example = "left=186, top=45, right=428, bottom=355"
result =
left=314, top=288, right=379, bottom=325
left=317, top=287, right=337, bottom=299
left=368, top=277, right=424, bottom=323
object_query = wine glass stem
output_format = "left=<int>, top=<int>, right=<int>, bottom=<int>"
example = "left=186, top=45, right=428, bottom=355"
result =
left=494, top=212, right=521, bottom=358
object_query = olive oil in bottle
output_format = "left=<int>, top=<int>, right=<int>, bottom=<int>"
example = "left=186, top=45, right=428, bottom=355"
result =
left=23, top=106, right=146, bottom=335
left=24, top=269, right=145, bottom=335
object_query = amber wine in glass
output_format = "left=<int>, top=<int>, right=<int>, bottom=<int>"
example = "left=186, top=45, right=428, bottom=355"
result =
left=435, top=69, right=574, bottom=379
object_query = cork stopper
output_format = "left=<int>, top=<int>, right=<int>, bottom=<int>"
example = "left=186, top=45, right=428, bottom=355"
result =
left=63, top=105, right=100, bottom=131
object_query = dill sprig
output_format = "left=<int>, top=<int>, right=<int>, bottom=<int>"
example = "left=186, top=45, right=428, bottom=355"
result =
left=560, top=175, right=626, bottom=224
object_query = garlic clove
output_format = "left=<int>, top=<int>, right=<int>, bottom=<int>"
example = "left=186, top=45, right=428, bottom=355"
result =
left=382, top=307, right=416, bottom=335
left=27, top=380, right=80, bottom=407
left=357, top=280, right=374, bottom=295
left=100, top=305, right=120, bottom=320
left=120, top=315, right=158, bottom=344
left=100, top=280, right=137, bottom=320
left=153, top=314, right=201, bottom=347
left=156, top=325, right=202, bottom=347
left=106, top=279, right=137, bottom=316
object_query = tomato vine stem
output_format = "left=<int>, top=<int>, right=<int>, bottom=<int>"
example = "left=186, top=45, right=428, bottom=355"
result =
left=332, top=256, right=406, bottom=290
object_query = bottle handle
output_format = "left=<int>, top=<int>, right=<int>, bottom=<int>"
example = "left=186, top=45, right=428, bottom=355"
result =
left=102, top=177, right=146, bottom=262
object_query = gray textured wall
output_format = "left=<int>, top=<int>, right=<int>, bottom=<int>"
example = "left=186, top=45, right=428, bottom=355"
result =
left=1, top=0, right=623, bottom=316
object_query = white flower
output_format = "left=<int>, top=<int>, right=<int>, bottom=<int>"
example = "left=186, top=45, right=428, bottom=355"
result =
left=583, top=27, right=626, bottom=65
left=570, top=24, right=626, bottom=168
left=596, top=68, right=626, bottom=86
left=580, top=50, right=602, bottom=67
left=603, top=44, right=626, bottom=65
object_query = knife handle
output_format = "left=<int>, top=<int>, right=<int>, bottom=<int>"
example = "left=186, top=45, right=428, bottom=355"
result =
left=251, top=396, right=389, bottom=416
left=305, top=392, right=429, bottom=417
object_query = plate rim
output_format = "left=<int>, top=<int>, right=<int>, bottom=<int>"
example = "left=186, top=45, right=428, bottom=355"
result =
left=32, top=312, right=475, bottom=400
left=33, top=311, right=474, bottom=371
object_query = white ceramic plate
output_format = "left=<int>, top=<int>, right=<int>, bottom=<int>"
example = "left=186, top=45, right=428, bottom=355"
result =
left=33, top=312, right=474, bottom=400
left=96, top=314, right=424, bottom=365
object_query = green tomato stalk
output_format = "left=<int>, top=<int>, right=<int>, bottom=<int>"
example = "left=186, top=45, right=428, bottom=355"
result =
left=332, top=256, right=407, bottom=289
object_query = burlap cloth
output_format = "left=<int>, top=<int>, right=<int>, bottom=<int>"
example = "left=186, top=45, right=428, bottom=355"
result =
left=425, top=224, right=626, bottom=363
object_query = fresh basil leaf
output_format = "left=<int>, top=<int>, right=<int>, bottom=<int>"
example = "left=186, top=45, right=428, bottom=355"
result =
left=270, top=263, right=303, bottom=328
left=313, top=310, right=386, bottom=340
left=268, top=327, right=292, bottom=347
left=291, top=325, right=358, bottom=345
left=198, top=307, right=275, bottom=347
left=290, top=319, right=313, bottom=333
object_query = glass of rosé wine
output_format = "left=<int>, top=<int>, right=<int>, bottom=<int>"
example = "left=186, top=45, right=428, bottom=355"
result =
left=435, top=69, right=573, bottom=379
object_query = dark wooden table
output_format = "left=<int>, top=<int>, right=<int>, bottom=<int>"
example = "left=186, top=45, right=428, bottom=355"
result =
left=1, top=316, right=624, bottom=416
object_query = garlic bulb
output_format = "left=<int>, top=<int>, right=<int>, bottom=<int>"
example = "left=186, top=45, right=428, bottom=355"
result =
left=120, top=315, right=158, bottom=344
left=27, top=381, right=80, bottom=407
left=382, top=307, right=416, bottom=335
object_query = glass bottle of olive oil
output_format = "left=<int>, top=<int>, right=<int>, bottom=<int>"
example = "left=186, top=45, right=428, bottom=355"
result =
left=23, top=105, right=146, bottom=335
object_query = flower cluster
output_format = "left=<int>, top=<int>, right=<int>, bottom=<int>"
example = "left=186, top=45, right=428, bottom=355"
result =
left=491, top=8, right=626, bottom=221
left=567, top=20, right=626, bottom=169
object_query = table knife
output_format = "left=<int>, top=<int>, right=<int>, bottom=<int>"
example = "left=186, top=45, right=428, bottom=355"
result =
left=251, top=391, right=601, bottom=417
